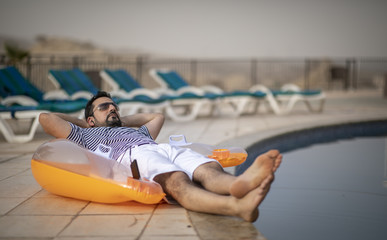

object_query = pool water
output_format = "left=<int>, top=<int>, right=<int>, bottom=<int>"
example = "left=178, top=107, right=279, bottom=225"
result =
left=254, top=137, right=387, bottom=240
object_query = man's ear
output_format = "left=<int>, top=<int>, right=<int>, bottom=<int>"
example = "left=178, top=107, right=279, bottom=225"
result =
left=87, top=117, right=95, bottom=127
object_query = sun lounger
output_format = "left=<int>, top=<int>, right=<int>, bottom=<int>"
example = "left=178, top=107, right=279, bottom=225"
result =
left=149, top=69, right=267, bottom=117
left=0, top=66, right=72, bottom=106
left=0, top=98, right=87, bottom=143
left=102, top=69, right=213, bottom=121
left=0, top=66, right=88, bottom=112
left=0, top=67, right=90, bottom=142
left=0, top=105, right=45, bottom=143
left=48, top=68, right=98, bottom=100
left=0, top=99, right=88, bottom=143
left=100, top=69, right=168, bottom=100
left=249, top=84, right=325, bottom=115
left=99, top=69, right=171, bottom=116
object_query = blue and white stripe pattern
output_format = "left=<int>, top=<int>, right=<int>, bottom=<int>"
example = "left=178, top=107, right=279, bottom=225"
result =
left=67, top=123, right=156, bottom=160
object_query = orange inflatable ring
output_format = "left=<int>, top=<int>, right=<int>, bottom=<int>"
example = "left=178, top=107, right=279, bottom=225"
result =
left=31, top=139, right=165, bottom=204
left=206, top=149, right=247, bottom=168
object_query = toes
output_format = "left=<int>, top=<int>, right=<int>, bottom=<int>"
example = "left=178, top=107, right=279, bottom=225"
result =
left=267, top=149, right=280, bottom=158
left=260, top=175, right=274, bottom=188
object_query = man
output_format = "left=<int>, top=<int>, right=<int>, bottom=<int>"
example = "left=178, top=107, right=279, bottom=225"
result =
left=39, top=91, right=282, bottom=222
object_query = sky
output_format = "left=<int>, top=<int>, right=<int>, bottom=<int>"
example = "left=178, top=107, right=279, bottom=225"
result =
left=0, top=0, right=386, bottom=58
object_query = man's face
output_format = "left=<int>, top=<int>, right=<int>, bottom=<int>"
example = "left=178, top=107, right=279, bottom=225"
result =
left=88, top=97, right=122, bottom=127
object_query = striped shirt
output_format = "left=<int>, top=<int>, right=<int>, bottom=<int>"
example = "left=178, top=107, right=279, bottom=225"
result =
left=67, top=123, right=156, bottom=160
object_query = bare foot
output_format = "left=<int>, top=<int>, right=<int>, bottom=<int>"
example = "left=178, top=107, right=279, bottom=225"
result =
left=230, top=150, right=282, bottom=198
left=236, top=175, right=273, bottom=222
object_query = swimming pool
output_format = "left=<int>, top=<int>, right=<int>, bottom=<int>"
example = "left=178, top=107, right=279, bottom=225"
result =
left=241, top=121, right=387, bottom=240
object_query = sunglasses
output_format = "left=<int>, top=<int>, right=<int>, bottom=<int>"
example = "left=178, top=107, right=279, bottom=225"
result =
left=92, top=102, right=119, bottom=114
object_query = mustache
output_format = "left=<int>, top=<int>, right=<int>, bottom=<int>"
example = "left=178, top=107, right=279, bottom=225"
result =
left=106, top=111, right=119, bottom=119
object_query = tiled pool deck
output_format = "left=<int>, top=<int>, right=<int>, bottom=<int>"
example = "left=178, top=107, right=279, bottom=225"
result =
left=0, top=90, right=386, bottom=239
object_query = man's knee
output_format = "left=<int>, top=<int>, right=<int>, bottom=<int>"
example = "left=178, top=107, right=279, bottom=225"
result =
left=154, top=171, right=191, bottom=196
left=193, top=161, right=224, bottom=182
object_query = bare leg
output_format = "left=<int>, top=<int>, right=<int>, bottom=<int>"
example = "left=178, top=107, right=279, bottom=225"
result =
left=230, top=150, right=282, bottom=198
left=154, top=171, right=274, bottom=222
left=193, top=161, right=235, bottom=195
left=193, top=150, right=282, bottom=196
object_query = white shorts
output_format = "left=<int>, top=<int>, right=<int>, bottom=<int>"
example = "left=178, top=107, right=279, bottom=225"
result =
left=118, top=143, right=219, bottom=181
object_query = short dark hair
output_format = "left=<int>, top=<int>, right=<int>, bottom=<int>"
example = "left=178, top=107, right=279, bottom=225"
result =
left=84, top=91, right=113, bottom=119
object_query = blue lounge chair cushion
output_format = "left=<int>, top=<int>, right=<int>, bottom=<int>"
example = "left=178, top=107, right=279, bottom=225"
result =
left=154, top=70, right=257, bottom=100
left=0, top=104, right=38, bottom=112
left=115, top=96, right=166, bottom=105
left=36, top=100, right=87, bottom=113
left=155, top=71, right=189, bottom=90
left=178, top=92, right=219, bottom=99
left=49, top=68, right=99, bottom=96
left=0, top=67, right=92, bottom=115
left=103, top=69, right=178, bottom=102
left=271, top=89, right=322, bottom=96
left=104, top=69, right=142, bottom=91
left=221, top=90, right=266, bottom=98
left=1, top=99, right=87, bottom=114
left=0, top=66, right=44, bottom=101
left=0, top=104, right=39, bottom=118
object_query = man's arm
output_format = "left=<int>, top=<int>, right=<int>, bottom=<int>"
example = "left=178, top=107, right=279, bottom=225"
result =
left=121, top=113, right=165, bottom=140
left=39, top=113, right=88, bottom=138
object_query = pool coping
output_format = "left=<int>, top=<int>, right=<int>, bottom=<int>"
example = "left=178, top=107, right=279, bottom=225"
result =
left=219, top=115, right=387, bottom=152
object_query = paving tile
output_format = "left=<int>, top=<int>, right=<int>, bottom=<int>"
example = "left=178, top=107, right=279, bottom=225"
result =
left=153, top=203, right=186, bottom=215
left=160, top=119, right=209, bottom=143
left=0, top=197, right=26, bottom=215
left=33, top=188, right=61, bottom=198
left=141, top=236, right=200, bottom=240
left=235, top=117, right=268, bottom=138
left=56, top=237, right=136, bottom=240
left=142, top=213, right=196, bottom=237
left=198, top=118, right=237, bottom=144
left=0, top=215, right=72, bottom=238
left=0, top=171, right=41, bottom=198
left=9, top=193, right=88, bottom=216
left=60, top=215, right=149, bottom=237
left=0, top=138, right=46, bottom=154
left=0, top=167, right=28, bottom=181
left=0, top=154, right=32, bottom=169
left=0, top=153, right=22, bottom=162
left=81, top=201, right=156, bottom=215
left=28, top=188, right=81, bottom=200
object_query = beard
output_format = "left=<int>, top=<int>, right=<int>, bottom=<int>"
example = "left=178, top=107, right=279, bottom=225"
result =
left=105, top=112, right=122, bottom=127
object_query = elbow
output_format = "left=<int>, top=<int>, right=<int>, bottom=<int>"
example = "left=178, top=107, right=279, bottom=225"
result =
left=39, top=112, right=49, bottom=125
left=155, top=113, right=165, bottom=127
left=158, top=113, right=165, bottom=123
left=39, top=112, right=53, bottom=134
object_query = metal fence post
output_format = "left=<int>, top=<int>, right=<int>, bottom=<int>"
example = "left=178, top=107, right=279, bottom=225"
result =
left=251, top=58, right=257, bottom=86
left=384, top=73, right=387, bottom=98
left=304, top=59, right=310, bottom=90
left=344, top=59, right=353, bottom=91
left=26, top=55, right=32, bottom=80
left=190, top=59, right=197, bottom=85
left=353, top=59, right=358, bottom=90
left=136, top=56, right=143, bottom=84
left=72, top=56, right=78, bottom=69
left=0, top=54, right=5, bottom=66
